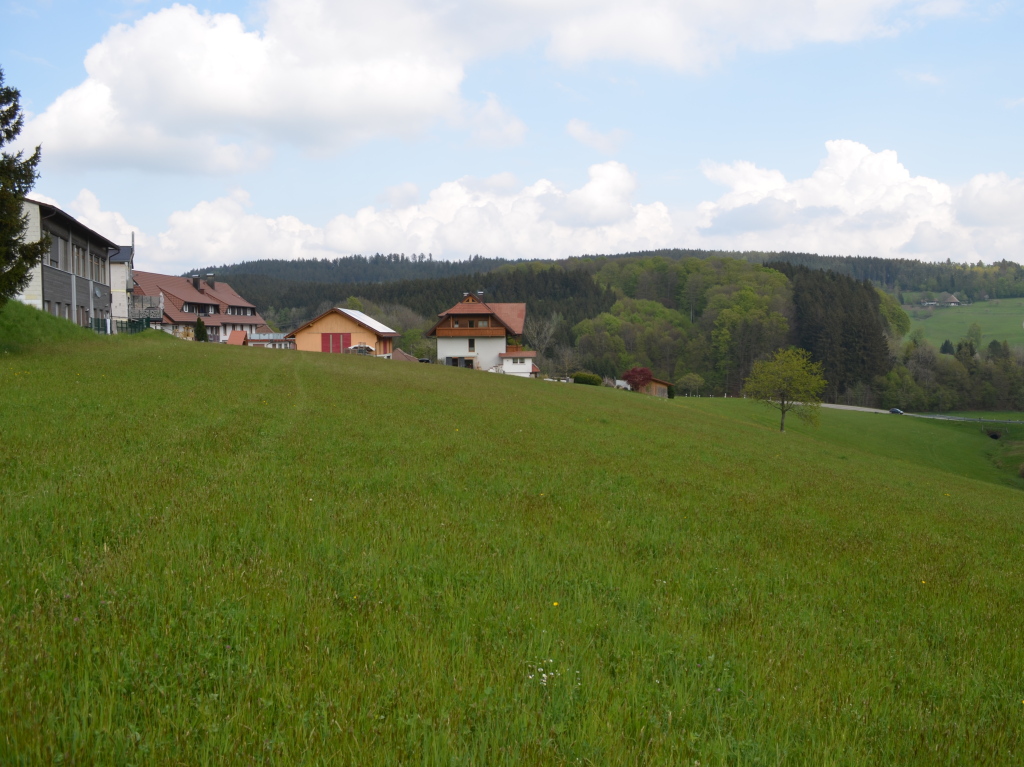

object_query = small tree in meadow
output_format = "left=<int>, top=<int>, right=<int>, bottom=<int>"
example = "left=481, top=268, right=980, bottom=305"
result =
left=622, top=367, right=653, bottom=392
left=194, top=316, right=208, bottom=342
left=743, top=348, right=826, bottom=432
left=677, top=372, right=705, bottom=396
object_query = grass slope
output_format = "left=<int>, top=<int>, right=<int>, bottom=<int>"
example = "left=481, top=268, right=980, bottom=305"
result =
left=907, top=298, right=1024, bottom=349
left=2, top=312, right=1024, bottom=764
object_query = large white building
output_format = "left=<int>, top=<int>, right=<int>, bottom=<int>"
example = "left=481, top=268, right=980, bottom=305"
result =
left=15, top=200, right=121, bottom=329
left=427, top=293, right=537, bottom=377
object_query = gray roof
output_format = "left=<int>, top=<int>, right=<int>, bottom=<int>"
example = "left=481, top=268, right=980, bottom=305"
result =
left=109, top=245, right=134, bottom=264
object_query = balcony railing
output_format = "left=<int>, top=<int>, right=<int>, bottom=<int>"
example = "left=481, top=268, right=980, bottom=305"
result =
left=435, top=327, right=506, bottom=337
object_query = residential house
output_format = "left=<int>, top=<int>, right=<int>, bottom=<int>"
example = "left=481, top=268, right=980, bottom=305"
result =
left=285, top=307, right=398, bottom=356
left=15, top=199, right=121, bottom=329
left=132, top=271, right=266, bottom=342
left=427, top=292, right=531, bottom=376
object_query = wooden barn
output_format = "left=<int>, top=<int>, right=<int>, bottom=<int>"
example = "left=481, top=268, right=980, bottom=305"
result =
left=285, top=308, right=399, bottom=357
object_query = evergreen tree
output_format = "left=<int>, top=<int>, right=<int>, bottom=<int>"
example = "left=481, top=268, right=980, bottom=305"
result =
left=940, top=339, right=955, bottom=354
left=194, top=316, right=208, bottom=342
left=0, top=67, right=47, bottom=306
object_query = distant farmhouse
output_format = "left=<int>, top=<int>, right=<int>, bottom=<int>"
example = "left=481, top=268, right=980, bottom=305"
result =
left=427, top=292, right=538, bottom=377
left=285, top=307, right=399, bottom=357
left=15, top=199, right=120, bottom=329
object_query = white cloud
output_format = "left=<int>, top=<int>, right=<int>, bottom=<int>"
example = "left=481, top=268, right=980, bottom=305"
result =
left=22, top=0, right=465, bottom=171
left=84, top=162, right=671, bottom=271
left=21, top=0, right=959, bottom=170
left=694, top=139, right=1024, bottom=261
left=566, top=119, right=627, bottom=155
left=900, top=70, right=942, bottom=85
left=468, top=95, right=527, bottom=147
left=68, top=189, right=146, bottom=247
left=50, top=144, right=1024, bottom=274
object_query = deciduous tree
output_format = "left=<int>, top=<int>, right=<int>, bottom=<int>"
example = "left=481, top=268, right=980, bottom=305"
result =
left=0, top=67, right=47, bottom=306
left=677, top=372, right=705, bottom=396
left=743, top=348, right=826, bottom=432
left=622, top=366, right=653, bottom=392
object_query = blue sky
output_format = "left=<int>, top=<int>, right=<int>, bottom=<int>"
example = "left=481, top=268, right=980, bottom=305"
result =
left=3, top=0, right=1023, bottom=272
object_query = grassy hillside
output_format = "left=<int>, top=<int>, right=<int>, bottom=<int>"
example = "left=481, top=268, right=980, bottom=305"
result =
left=907, top=298, right=1024, bottom=349
left=3, top=307, right=1024, bottom=764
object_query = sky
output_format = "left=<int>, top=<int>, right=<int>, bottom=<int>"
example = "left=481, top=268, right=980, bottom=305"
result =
left=3, top=0, right=1023, bottom=273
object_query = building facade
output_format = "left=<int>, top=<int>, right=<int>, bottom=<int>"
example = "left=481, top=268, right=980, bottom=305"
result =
left=285, top=308, right=398, bottom=356
left=131, top=271, right=267, bottom=342
left=15, top=200, right=120, bottom=328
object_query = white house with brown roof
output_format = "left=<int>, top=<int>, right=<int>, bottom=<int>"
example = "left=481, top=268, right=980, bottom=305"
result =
left=132, top=271, right=266, bottom=342
left=427, top=292, right=533, bottom=376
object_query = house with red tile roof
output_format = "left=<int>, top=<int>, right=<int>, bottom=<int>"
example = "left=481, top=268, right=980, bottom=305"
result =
left=427, top=292, right=534, bottom=376
left=132, top=271, right=266, bottom=342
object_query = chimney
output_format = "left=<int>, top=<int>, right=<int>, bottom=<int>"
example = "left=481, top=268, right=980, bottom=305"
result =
left=207, top=273, right=215, bottom=290
left=191, top=275, right=200, bottom=291
left=477, top=291, right=484, bottom=299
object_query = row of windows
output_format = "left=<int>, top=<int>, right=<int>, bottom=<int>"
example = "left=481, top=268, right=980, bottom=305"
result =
left=181, top=303, right=255, bottom=316
left=48, top=237, right=108, bottom=283
left=451, top=317, right=488, bottom=328
left=42, top=300, right=108, bottom=325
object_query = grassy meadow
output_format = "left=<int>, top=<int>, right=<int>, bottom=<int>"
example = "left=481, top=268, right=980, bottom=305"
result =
left=2, top=301, right=1024, bottom=765
left=906, top=297, right=1024, bottom=349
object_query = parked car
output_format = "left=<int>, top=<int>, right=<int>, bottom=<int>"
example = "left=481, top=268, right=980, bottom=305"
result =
left=889, top=408, right=904, bottom=415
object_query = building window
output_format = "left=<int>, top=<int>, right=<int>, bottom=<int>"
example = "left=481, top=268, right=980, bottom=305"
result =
left=468, top=339, right=475, bottom=352
left=453, top=319, right=459, bottom=328
left=478, top=319, right=488, bottom=327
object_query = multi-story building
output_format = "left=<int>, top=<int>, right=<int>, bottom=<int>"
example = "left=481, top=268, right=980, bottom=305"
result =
left=15, top=200, right=120, bottom=328
left=131, top=271, right=267, bottom=342
left=427, top=292, right=536, bottom=377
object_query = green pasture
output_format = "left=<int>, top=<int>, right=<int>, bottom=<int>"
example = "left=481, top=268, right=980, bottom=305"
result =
left=2, top=301, right=1024, bottom=765
left=905, top=298, right=1024, bottom=349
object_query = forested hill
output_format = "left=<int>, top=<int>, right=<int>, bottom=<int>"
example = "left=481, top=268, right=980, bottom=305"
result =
left=567, top=249, right=1024, bottom=300
left=227, top=266, right=616, bottom=346
left=194, top=254, right=520, bottom=284
left=200, top=249, right=1024, bottom=301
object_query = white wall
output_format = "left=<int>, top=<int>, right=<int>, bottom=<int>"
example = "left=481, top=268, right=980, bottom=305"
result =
left=501, top=357, right=534, bottom=378
left=437, top=336, right=507, bottom=370
left=15, top=202, right=44, bottom=309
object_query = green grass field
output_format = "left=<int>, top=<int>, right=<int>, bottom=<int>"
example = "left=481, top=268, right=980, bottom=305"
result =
left=3, top=301, right=1024, bottom=764
left=906, top=298, right=1024, bottom=349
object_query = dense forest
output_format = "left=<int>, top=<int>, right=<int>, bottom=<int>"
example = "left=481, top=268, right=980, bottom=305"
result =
left=208, top=249, right=1024, bottom=411
left=202, top=249, right=1024, bottom=301
left=195, top=253, right=520, bottom=285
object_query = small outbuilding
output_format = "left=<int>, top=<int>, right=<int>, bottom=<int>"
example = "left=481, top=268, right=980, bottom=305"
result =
left=285, top=307, right=399, bottom=357
left=226, top=330, right=249, bottom=346
left=639, top=377, right=673, bottom=398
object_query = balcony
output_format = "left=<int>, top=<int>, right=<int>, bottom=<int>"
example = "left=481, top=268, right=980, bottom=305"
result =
left=435, top=327, right=506, bottom=338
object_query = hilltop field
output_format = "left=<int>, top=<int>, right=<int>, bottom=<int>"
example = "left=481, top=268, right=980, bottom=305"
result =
left=906, top=298, right=1024, bottom=350
left=2, top=301, right=1024, bottom=764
